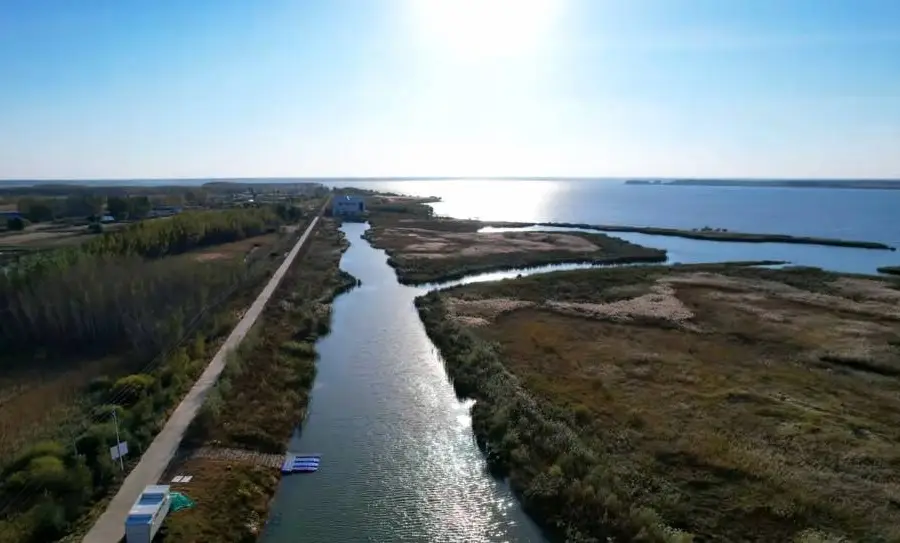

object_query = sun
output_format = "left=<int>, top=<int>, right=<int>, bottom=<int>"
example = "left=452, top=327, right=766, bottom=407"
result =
left=405, top=0, right=562, bottom=60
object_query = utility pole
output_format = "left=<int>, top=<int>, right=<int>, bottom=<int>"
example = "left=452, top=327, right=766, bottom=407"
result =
left=112, top=409, right=124, bottom=471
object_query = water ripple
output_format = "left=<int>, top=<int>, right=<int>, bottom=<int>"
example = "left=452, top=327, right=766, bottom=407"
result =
left=262, top=223, right=546, bottom=543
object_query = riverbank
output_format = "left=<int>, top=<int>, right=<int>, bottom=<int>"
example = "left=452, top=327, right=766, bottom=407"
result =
left=416, top=263, right=900, bottom=542
left=0, top=207, right=319, bottom=543
left=484, top=221, right=896, bottom=251
left=156, top=218, right=355, bottom=542
left=879, top=266, right=900, bottom=276
left=364, top=206, right=666, bottom=284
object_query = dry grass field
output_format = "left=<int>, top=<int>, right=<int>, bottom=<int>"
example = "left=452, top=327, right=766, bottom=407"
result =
left=422, top=265, right=900, bottom=541
left=365, top=217, right=666, bottom=284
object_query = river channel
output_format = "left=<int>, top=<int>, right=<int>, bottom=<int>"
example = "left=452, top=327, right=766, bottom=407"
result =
left=261, top=221, right=893, bottom=542
left=261, top=222, right=548, bottom=542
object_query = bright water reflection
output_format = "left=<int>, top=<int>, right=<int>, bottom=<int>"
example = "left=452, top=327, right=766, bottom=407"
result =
left=324, top=179, right=900, bottom=249
left=263, top=208, right=898, bottom=542
left=262, top=223, right=546, bottom=543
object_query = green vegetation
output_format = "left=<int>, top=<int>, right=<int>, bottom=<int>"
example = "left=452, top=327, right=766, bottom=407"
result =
left=162, top=218, right=355, bottom=541
left=0, top=208, right=287, bottom=358
left=417, top=264, right=900, bottom=542
left=0, top=201, right=322, bottom=542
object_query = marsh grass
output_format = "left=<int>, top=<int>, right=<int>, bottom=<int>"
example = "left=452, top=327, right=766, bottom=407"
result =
left=418, top=264, right=900, bottom=542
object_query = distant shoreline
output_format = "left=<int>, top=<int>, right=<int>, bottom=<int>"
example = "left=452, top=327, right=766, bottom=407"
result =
left=1, top=177, right=899, bottom=189
left=625, top=179, right=900, bottom=190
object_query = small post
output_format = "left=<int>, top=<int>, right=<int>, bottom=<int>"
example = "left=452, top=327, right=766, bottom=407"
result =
left=112, top=409, right=124, bottom=471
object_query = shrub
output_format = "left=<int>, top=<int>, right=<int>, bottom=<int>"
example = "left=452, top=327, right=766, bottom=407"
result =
left=6, top=216, right=28, bottom=231
left=28, top=500, right=67, bottom=542
left=280, top=341, right=315, bottom=358
left=110, top=374, right=155, bottom=406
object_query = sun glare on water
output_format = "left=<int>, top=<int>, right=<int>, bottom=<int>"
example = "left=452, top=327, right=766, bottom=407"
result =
left=406, top=0, right=563, bottom=60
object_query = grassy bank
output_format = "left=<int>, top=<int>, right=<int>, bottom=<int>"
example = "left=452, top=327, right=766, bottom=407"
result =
left=416, top=263, right=900, bottom=542
left=485, top=221, right=896, bottom=251
left=879, top=265, right=900, bottom=276
left=157, top=218, right=355, bottom=542
left=364, top=201, right=666, bottom=284
left=0, top=205, right=319, bottom=542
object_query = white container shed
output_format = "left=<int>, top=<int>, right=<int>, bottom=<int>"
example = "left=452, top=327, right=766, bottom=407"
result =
left=125, top=485, right=170, bottom=543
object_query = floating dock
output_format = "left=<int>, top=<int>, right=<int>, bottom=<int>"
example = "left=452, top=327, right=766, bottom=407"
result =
left=281, top=453, right=321, bottom=474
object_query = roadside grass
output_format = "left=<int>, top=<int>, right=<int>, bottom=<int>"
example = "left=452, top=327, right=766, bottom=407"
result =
left=156, top=458, right=278, bottom=543
left=0, top=215, right=309, bottom=542
left=160, top=218, right=355, bottom=542
left=417, top=264, right=900, bottom=542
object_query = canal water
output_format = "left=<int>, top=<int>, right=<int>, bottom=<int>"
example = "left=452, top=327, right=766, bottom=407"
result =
left=262, top=221, right=895, bottom=542
left=261, top=222, right=547, bottom=543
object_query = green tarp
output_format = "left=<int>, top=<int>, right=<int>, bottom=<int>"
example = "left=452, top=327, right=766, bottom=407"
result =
left=169, top=491, right=196, bottom=513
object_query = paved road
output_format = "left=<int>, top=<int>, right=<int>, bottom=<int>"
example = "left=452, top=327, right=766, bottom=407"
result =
left=83, top=213, right=322, bottom=543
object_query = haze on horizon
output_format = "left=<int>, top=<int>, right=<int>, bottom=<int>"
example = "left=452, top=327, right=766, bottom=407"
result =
left=1, top=0, right=899, bottom=180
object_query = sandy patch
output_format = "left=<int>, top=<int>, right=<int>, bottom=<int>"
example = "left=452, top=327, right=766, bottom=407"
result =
left=546, top=283, right=697, bottom=328
left=445, top=297, right=535, bottom=327
left=829, top=277, right=900, bottom=303
left=664, top=272, right=900, bottom=321
left=195, top=252, right=227, bottom=262
left=386, top=228, right=600, bottom=259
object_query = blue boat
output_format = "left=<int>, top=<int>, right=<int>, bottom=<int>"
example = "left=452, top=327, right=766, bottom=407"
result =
left=281, top=453, right=322, bottom=474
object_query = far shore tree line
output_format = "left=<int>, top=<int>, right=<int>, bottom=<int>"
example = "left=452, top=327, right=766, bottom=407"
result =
left=11, top=192, right=201, bottom=225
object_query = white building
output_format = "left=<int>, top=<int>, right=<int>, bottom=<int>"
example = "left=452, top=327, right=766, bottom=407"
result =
left=332, top=195, right=365, bottom=216
left=125, top=485, right=170, bottom=543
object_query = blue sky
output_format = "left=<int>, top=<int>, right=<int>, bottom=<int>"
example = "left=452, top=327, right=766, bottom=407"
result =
left=1, top=0, right=898, bottom=179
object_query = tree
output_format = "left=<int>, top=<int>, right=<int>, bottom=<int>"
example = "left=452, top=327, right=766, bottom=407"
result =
left=127, top=196, right=152, bottom=219
left=64, top=194, right=104, bottom=218
left=184, top=190, right=208, bottom=206
left=17, top=197, right=55, bottom=222
left=107, top=196, right=129, bottom=220
left=7, top=216, right=28, bottom=230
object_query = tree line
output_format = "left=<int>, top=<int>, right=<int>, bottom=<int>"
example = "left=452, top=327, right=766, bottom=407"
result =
left=0, top=207, right=287, bottom=358
left=12, top=193, right=194, bottom=224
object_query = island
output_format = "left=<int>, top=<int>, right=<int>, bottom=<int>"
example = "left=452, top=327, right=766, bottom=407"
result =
left=363, top=199, right=667, bottom=284
left=359, top=197, right=893, bottom=286
left=416, top=263, right=900, bottom=542
left=484, top=221, right=895, bottom=251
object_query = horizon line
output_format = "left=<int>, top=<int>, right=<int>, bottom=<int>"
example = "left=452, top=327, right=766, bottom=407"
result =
left=2, top=176, right=900, bottom=183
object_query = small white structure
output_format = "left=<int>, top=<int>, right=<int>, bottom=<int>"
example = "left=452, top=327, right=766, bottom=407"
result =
left=125, top=485, right=170, bottom=543
left=332, top=195, right=365, bottom=216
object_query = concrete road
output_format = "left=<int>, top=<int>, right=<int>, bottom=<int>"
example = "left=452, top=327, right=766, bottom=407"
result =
left=83, top=214, right=322, bottom=543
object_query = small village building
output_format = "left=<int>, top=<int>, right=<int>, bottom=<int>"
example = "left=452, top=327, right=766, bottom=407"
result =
left=332, top=195, right=365, bottom=216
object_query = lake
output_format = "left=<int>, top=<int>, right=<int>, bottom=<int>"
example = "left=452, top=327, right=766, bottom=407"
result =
left=324, top=179, right=900, bottom=274
left=327, top=179, right=899, bottom=244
